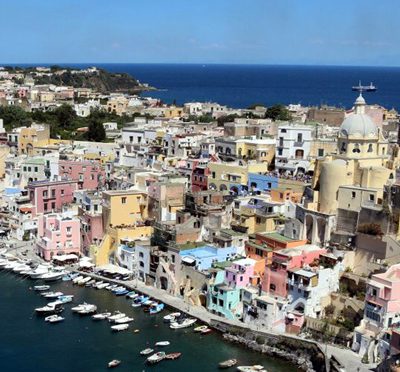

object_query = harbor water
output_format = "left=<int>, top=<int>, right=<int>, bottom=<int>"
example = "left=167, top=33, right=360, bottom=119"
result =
left=0, top=271, right=297, bottom=372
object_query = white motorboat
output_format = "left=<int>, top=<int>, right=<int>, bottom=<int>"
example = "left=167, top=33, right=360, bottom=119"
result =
left=170, top=318, right=196, bottom=329
left=72, top=275, right=84, bottom=284
left=34, top=285, right=50, bottom=291
left=111, top=324, right=129, bottom=332
left=45, top=315, right=65, bottom=323
left=28, top=265, right=51, bottom=279
left=4, top=261, right=20, bottom=270
left=155, top=341, right=170, bottom=347
left=93, top=280, right=103, bottom=287
left=40, top=271, right=65, bottom=282
left=108, top=312, right=126, bottom=322
left=77, top=276, right=91, bottom=285
left=236, top=366, right=266, bottom=372
left=35, top=303, right=63, bottom=315
left=194, top=325, right=209, bottom=333
left=147, top=351, right=166, bottom=364
left=77, top=304, right=97, bottom=314
left=97, top=282, right=109, bottom=289
left=57, top=295, right=74, bottom=303
left=163, top=312, right=181, bottom=322
left=92, top=312, right=112, bottom=320
left=71, top=302, right=90, bottom=312
left=42, top=291, right=64, bottom=298
left=106, top=284, right=118, bottom=291
left=114, top=316, right=134, bottom=324
left=140, top=348, right=154, bottom=355
left=13, top=264, right=31, bottom=273
left=86, top=279, right=96, bottom=287
left=0, top=259, right=9, bottom=268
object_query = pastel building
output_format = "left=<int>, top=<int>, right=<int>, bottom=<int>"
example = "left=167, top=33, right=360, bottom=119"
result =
left=225, top=258, right=259, bottom=288
left=58, top=160, right=104, bottom=190
left=36, top=212, right=81, bottom=261
left=248, top=173, right=279, bottom=193
left=353, top=264, right=400, bottom=360
left=180, top=245, right=237, bottom=271
left=262, top=245, right=326, bottom=298
left=207, top=270, right=242, bottom=320
left=28, top=180, right=78, bottom=216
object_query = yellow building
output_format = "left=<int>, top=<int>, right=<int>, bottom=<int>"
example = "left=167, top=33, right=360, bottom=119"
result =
left=18, top=124, right=50, bottom=155
left=208, top=161, right=269, bottom=193
left=232, top=203, right=277, bottom=234
left=235, top=138, right=275, bottom=164
left=92, top=190, right=152, bottom=265
left=163, top=106, right=184, bottom=118
left=107, top=96, right=129, bottom=116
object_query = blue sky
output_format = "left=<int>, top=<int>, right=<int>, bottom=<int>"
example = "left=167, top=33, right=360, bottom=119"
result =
left=1, top=0, right=398, bottom=66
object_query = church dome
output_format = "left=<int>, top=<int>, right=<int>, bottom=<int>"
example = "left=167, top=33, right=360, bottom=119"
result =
left=339, top=94, right=377, bottom=138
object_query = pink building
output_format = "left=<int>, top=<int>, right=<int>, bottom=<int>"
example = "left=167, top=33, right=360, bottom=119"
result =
left=28, top=180, right=78, bottom=216
left=36, top=213, right=81, bottom=261
left=262, top=245, right=326, bottom=297
left=59, top=160, right=104, bottom=190
left=77, top=191, right=104, bottom=255
left=353, top=264, right=400, bottom=358
left=225, top=258, right=257, bottom=288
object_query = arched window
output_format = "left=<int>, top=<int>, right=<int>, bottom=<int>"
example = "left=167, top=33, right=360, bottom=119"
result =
left=367, top=144, right=373, bottom=153
left=382, top=147, right=386, bottom=155
left=352, top=143, right=361, bottom=153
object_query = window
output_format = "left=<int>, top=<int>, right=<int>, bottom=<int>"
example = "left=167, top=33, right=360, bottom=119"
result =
left=369, top=194, right=375, bottom=202
left=368, top=144, right=373, bottom=153
left=280, top=128, right=287, bottom=133
left=352, top=191, right=356, bottom=198
left=218, top=299, right=224, bottom=307
left=240, top=276, right=243, bottom=282
left=297, top=133, right=303, bottom=143
left=34, top=167, right=38, bottom=172
left=278, top=149, right=283, bottom=156
left=66, top=227, right=71, bottom=233
left=43, top=190, right=48, bottom=197
left=121, top=197, right=127, bottom=204
left=318, top=149, right=324, bottom=157
left=270, top=284, right=276, bottom=291
left=51, top=202, right=55, bottom=210
left=61, top=189, right=64, bottom=196
left=139, top=252, right=144, bottom=258
left=212, top=172, right=216, bottom=178
left=256, top=217, right=261, bottom=224
left=139, top=261, right=144, bottom=268
left=51, top=189, right=56, bottom=197
left=44, top=203, right=48, bottom=211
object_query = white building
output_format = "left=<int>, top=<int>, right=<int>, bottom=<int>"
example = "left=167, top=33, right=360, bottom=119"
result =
left=275, top=124, right=312, bottom=175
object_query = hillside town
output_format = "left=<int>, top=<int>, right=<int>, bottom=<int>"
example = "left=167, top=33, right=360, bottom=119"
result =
left=2, top=65, right=400, bottom=370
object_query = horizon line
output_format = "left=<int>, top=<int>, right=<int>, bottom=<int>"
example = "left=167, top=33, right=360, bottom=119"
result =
left=1, top=62, right=400, bottom=69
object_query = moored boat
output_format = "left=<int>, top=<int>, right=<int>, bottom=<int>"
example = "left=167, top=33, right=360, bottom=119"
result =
left=35, top=303, right=63, bottom=315
left=194, top=325, right=209, bottom=332
left=163, top=312, right=181, bottom=322
left=236, top=365, right=266, bottom=372
left=219, top=359, right=237, bottom=369
left=149, top=303, right=164, bottom=315
left=114, top=316, right=134, bottom=324
left=147, top=351, right=166, bottom=364
left=108, top=359, right=121, bottom=368
left=108, top=312, right=126, bottom=322
left=111, top=324, right=129, bottom=332
left=92, top=312, right=112, bottom=320
left=40, top=271, right=65, bottom=282
left=170, top=318, right=196, bottom=329
left=140, top=348, right=154, bottom=355
left=34, top=285, right=50, bottom=291
left=132, top=295, right=149, bottom=307
left=77, top=304, right=97, bottom=314
left=45, top=315, right=65, bottom=323
left=42, top=291, right=64, bottom=298
left=165, top=352, right=182, bottom=360
left=155, top=341, right=170, bottom=347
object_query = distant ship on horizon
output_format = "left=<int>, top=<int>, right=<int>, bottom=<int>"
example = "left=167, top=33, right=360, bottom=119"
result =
left=352, top=81, right=377, bottom=92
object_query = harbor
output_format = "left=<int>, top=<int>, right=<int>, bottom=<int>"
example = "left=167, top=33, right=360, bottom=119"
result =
left=0, top=265, right=295, bottom=372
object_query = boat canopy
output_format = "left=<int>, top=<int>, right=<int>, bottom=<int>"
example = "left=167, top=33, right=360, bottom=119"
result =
left=53, top=254, right=79, bottom=262
left=98, top=263, right=131, bottom=275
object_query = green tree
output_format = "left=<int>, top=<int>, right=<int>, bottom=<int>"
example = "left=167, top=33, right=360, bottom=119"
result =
left=247, top=103, right=265, bottom=110
left=54, top=104, right=76, bottom=129
left=86, top=118, right=106, bottom=142
left=265, top=104, right=292, bottom=121
left=0, top=106, right=30, bottom=129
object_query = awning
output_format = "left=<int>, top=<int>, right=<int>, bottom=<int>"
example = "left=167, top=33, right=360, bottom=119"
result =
left=181, top=256, right=196, bottom=265
left=53, top=254, right=79, bottom=261
left=79, top=261, right=95, bottom=268
left=98, top=263, right=131, bottom=275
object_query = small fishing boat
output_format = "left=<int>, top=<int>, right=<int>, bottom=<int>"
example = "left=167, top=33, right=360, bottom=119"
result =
left=147, top=351, right=166, bottom=364
left=85, top=279, right=96, bottom=287
left=97, top=282, right=110, bottom=289
left=114, top=316, right=134, bottom=324
left=114, top=288, right=129, bottom=296
left=57, top=295, right=74, bottom=304
left=155, top=341, right=170, bottom=347
left=108, top=359, right=121, bottom=368
left=236, top=366, right=266, bottom=372
left=62, top=275, right=72, bottom=281
left=34, top=285, right=50, bottom=291
left=107, top=284, right=119, bottom=291
left=132, top=295, right=149, bottom=307
left=165, top=352, right=182, bottom=360
left=133, top=329, right=140, bottom=333
left=126, top=291, right=136, bottom=298
left=111, top=324, right=129, bottom=332
left=170, top=318, right=196, bottom=329
left=149, top=303, right=164, bottom=315
left=72, top=275, right=84, bottom=284
left=108, top=312, right=126, bottom=322
left=201, top=328, right=212, bottom=335
left=45, top=315, right=65, bottom=323
left=42, top=291, right=64, bottom=298
left=194, top=325, right=209, bottom=332
left=163, top=312, right=181, bottom=323
left=92, top=312, right=112, bottom=320
left=140, top=348, right=154, bottom=355
left=77, top=276, right=91, bottom=285
left=219, top=359, right=237, bottom=369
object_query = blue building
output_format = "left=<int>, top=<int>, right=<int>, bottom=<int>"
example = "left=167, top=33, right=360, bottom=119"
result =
left=180, top=245, right=237, bottom=271
left=248, top=173, right=278, bottom=192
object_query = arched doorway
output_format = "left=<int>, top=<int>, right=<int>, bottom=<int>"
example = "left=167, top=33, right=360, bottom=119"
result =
left=295, top=149, right=304, bottom=159
left=305, top=215, right=314, bottom=243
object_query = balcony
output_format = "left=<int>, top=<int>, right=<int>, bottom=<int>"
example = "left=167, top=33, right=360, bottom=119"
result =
left=294, top=141, right=304, bottom=147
